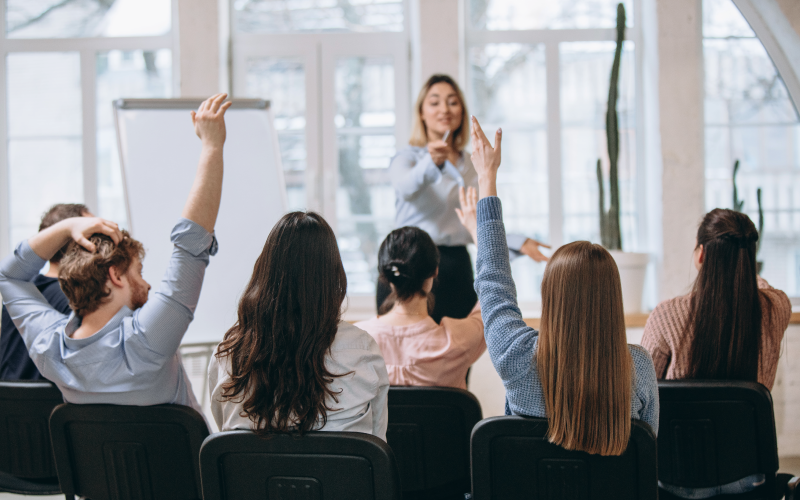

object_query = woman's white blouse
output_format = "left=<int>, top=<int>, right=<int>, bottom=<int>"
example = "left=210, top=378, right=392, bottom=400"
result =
left=207, top=321, right=390, bottom=440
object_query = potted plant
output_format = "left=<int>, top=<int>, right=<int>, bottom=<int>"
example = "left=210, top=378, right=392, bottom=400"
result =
left=732, top=159, right=764, bottom=273
left=596, top=3, right=649, bottom=314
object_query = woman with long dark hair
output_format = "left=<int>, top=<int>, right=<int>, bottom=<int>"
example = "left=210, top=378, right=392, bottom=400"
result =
left=641, top=208, right=791, bottom=389
left=208, top=212, right=390, bottom=438
left=469, top=116, right=658, bottom=455
left=384, top=73, right=549, bottom=323
left=642, top=209, right=791, bottom=500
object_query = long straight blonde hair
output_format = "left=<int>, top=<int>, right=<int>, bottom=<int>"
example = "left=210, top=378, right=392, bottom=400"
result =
left=409, top=74, right=470, bottom=152
left=537, top=241, right=633, bottom=456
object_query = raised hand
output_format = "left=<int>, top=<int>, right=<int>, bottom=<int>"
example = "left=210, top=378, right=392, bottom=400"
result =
left=469, top=116, right=502, bottom=198
left=191, top=93, right=233, bottom=149
left=455, top=186, right=479, bottom=244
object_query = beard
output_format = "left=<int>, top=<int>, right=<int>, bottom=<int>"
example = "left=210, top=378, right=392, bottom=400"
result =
left=130, top=280, right=149, bottom=310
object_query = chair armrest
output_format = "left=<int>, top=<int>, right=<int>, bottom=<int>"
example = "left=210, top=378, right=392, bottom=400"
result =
left=785, top=476, right=800, bottom=500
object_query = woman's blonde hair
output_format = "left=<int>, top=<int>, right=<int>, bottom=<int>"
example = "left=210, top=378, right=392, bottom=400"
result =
left=409, top=74, right=470, bottom=152
left=537, top=241, right=633, bottom=456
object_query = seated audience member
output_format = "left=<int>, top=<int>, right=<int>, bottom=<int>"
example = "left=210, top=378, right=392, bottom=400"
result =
left=0, top=93, right=232, bottom=413
left=356, top=208, right=486, bottom=389
left=0, top=203, right=91, bottom=380
left=208, top=211, right=390, bottom=439
left=641, top=208, right=791, bottom=389
left=641, top=208, right=791, bottom=498
left=470, top=116, right=658, bottom=455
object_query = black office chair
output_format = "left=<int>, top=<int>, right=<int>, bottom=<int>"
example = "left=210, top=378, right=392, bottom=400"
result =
left=0, top=380, right=64, bottom=496
left=199, top=430, right=402, bottom=500
left=49, top=403, right=209, bottom=500
left=386, top=387, right=482, bottom=499
left=470, top=416, right=658, bottom=500
left=658, top=380, right=799, bottom=500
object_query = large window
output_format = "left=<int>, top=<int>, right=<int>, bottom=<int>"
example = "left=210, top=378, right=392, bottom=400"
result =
left=466, top=0, right=644, bottom=305
left=703, top=0, right=800, bottom=296
left=1, top=0, right=175, bottom=254
left=232, top=0, right=409, bottom=299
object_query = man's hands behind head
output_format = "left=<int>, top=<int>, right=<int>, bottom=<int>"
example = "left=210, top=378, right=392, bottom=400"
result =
left=191, top=93, right=233, bottom=149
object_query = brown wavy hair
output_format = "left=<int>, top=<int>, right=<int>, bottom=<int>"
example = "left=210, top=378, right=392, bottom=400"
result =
left=58, top=231, right=145, bottom=317
left=686, top=208, right=769, bottom=381
left=538, top=241, right=632, bottom=456
left=409, top=74, right=470, bottom=152
left=215, top=211, right=348, bottom=436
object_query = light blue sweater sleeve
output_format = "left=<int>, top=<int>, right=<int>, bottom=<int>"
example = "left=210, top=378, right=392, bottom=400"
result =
left=474, top=197, right=540, bottom=383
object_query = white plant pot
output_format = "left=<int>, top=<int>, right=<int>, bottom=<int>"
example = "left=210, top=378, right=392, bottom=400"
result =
left=609, top=251, right=650, bottom=314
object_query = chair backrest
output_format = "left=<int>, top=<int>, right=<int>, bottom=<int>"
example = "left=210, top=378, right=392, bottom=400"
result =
left=386, top=386, right=482, bottom=497
left=657, top=380, right=779, bottom=490
left=0, top=381, right=63, bottom=480
left=199, top=430, right=402, bottom=500
left=470, top=416, right=658, bottom=500
left=49, top=403, right=209, bottom=500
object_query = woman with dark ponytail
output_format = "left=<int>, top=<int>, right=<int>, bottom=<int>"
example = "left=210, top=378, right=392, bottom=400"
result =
left=642, top=208, right=790, bottom=389
left=643, top=208, right=791, bottom=499
left=356, top=188, right=486, bottom=389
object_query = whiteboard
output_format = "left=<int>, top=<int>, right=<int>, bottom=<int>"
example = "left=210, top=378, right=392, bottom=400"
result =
left=114, top=98, right=287, bottom=344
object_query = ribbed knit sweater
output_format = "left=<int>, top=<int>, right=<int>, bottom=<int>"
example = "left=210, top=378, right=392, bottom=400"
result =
left=640, top=277, right=791, bottom=390
left=475, top=196, right=660, bottom=434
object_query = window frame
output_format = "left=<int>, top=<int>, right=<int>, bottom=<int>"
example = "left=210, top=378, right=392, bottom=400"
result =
left=230, top=2, right=411, bottom=311
left=462, top=0, right=648, bottom=253
left=0, top=0, right=180, bottom=258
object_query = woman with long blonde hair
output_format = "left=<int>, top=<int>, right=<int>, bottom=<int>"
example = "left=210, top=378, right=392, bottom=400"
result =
left=469, top=116, right=659, bottom=455
left=383, top=74, right=549, bottom=323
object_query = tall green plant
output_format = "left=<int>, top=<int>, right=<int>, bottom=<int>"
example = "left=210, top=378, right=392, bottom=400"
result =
left=732, top=159, right=764, bottom=255
left=597, top=2, right=625, bottom=250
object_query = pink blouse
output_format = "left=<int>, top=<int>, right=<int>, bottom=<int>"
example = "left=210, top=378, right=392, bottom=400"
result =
left=355, top=303, right=486, bottom=390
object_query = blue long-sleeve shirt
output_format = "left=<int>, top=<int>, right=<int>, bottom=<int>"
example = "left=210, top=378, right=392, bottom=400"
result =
left=0, top=218, right=217, bottom=413
left=474, top=196, right=659, bottom=434
left=390, top=146, right=528, bottom=254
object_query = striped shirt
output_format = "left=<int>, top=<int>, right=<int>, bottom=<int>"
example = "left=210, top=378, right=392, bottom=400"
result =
left=641, top=277, right=791, bottom=390
left=475, top=196, right=660, bottom=434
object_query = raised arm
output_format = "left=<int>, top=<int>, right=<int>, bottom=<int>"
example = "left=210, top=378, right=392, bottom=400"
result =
left=470, top=116, right=539, bottom=382
left=182, top=93, right=232, bottom=233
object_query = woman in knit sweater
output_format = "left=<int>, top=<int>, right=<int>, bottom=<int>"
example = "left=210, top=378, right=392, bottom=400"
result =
left=469, top=116, right=658, bottom=455
left=642, top=208, right=791, bottom=498
left=641, top=209, right=791, bottom=390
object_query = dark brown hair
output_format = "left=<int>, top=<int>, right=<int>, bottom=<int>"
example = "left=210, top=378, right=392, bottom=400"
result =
left=58, top=231, right=145, bottom=317
left=215, top=211, right=348, bottom=436
left=538, top=241, right=632, bottom=456
left=377, top=226, right=439, bottom=315
left=39, top=203, right=90, bottom=263
left=686, top=208, right=767, bottom=381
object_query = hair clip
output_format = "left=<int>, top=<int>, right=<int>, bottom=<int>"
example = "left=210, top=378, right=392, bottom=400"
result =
left=391, top=265, right=401, bottom=277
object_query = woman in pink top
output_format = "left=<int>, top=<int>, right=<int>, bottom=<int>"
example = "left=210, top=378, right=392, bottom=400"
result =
left=357, top=188, right=486, bottom=389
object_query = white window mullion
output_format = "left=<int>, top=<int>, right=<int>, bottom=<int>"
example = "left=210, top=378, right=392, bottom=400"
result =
left=545, top=41, right=564, bottom=248
left=0, top=4, right=8, bottom=259
left=80, top=50, right=98, bottom=215
left=319, top=37, right=339, bottom=230
left=634, top=0, right=647, bottom=253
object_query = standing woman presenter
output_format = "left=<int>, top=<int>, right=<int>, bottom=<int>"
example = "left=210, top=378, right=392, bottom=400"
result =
left=382, top=74, right=548, bottom=323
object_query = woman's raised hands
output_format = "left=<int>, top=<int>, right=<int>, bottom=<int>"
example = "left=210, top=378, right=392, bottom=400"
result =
left=469, top=116, right=501, bottom=198
left=455, top=186, right=479, bottom=244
